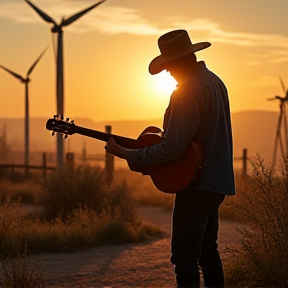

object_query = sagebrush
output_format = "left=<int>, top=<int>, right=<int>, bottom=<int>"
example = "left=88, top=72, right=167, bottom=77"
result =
left=225, top=156, right=288, bottom=287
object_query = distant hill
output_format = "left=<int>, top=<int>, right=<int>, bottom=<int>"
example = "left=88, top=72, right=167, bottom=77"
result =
left=0, top=110, right=281, bottom=164
left=0, top=117, right=163, bottom=157
left=231, top=110, right=278, bottom=163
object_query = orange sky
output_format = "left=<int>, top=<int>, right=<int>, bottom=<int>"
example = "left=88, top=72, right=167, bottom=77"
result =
left=1, top=0, right=288, bottom=122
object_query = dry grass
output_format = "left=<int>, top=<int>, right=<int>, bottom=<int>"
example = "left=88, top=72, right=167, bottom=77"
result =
left=0, top=250, right=46, bottom=288
left=225, top=156, right=288, bottom=287
left=0, top=168, right=163, bottom=256
left=0, top=166, right=164, bottom=287
left=0, top=178, right=44, bottom=204
left=0, top=166, right=240, bottom=221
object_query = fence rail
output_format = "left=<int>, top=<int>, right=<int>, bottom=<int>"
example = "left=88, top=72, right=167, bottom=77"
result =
left=0, top=163, right=55, bottom=178
left=0, top=150, right=114, bottom=181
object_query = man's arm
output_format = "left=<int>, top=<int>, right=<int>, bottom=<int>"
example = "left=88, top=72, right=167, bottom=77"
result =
left=105, top=138, right=127, bottom=159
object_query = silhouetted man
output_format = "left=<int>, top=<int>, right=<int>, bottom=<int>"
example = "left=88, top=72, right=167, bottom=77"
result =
left=106, top=29, right=235, bottom=288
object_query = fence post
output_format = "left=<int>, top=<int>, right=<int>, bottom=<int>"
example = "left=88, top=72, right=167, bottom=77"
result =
left=242, top=148, right=248, bottom=178
left=105, top=125, right=114, bottom=186
left=42, top=152, right=47, bottom=178
left=82, top=145, right=87, bottom=165
left=66, top=152, right=74, bottom=169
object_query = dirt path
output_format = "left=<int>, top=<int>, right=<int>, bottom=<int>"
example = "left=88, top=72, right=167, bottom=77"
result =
left=40, top=207, right=242, bottom=288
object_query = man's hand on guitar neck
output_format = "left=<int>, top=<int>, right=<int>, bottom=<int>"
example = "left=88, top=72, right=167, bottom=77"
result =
left=105, top=138, right=141, bottom=173
left=105, top=138, right=127, bottom=159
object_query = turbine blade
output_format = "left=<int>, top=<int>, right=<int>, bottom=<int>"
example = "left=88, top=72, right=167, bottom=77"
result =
left=24, top=0, right=57, bottom=25
left=61, top=0, right=106, bottom=27
left=27, top=46, right=48, bottom=76
left=0, top=65, right=25, bottom=82
left=279, top=76, right=287, bottom=94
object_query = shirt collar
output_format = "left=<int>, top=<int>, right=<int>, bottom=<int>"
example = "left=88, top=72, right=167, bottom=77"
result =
left=178, top=61, right=206, bottom=84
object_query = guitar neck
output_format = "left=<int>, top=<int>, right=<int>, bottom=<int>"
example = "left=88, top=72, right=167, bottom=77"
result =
left=73, top=125, right=137, bottom=149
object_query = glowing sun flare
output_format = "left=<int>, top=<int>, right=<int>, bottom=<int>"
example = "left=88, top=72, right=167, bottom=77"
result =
left=153, top=71, right=178, bottom=96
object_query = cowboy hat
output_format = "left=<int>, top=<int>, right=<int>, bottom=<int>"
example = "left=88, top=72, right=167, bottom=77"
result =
left=149, top=29, right=211, bottom=75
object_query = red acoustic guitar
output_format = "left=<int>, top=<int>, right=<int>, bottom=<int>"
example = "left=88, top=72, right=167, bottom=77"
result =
left=46, top=117, right=203, bottom=193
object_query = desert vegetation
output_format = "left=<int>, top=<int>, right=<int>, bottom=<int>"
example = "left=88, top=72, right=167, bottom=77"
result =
left=1, top=158, right=288, bottom=287
left=0, top=165, right=163, bottom=287
left=225, top=156, right=288, bottom=287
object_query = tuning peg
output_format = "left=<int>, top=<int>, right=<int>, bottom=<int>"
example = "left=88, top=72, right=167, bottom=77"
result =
left=60, top=115, right=64, bottom=120
left=53, top=115, right=57, bottom=119
left=66, top=117, right=69, bottom=121
left=52, top=131, right=55, bottom=136
left=71, top=120, right=74, bottom=124
left=64, top=134, right=68, bottom=139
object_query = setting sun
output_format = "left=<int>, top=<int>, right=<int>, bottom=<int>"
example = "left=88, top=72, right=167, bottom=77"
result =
left=152, top=71, right=178, bottom=97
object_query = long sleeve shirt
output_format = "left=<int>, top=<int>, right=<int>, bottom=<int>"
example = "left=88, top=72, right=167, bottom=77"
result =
left=125, top=61, right=235, bottom=196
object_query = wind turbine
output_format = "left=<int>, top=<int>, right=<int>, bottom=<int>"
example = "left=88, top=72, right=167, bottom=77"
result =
left=0, top=48, right=47, bottom=172
left=24, top=0, right=107, bottom=167
left=267, top=77, right=288, bottom=165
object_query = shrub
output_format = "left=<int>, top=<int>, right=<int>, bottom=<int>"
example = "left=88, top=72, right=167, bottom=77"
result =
left=225, top=156, right=288, bottom=287
left=0, top=167, right=163, bottom=256
left=0, top=195, right=162, bottom=255
left=40, top=165, right=116, bottom=220
left=0, top=179, right=44, bottom=205
left=0, top=250, right=45, bottom=288
left=0, top=195, right=27, bottom=256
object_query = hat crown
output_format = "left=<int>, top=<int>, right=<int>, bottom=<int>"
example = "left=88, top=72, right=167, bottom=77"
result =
left=148, top=29, right=211, bottom=75
left=158, top=30, right=193, bottom=58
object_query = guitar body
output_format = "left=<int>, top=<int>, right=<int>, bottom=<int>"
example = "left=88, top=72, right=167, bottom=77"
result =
left=46, top=118, right=203, bottom=194
left=129, top=126, right=203, bottom=193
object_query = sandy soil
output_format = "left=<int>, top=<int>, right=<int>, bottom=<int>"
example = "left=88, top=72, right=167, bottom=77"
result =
left=37, top=207, right=242, bottom=288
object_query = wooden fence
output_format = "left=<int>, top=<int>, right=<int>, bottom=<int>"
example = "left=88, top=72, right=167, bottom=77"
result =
left=0, top=152, right=55, bottom=178
left=0, top=147, right=249, bottom=182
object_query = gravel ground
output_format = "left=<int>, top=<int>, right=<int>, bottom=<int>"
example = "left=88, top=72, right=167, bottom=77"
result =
left=37, top=207, right=242, bottom=288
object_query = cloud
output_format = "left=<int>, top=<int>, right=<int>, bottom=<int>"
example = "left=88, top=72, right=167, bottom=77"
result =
left=252, top=76, right=283, bottom=87
left=1, top=0, right=288, bottom=64
left=176, top=19, right=288, bottom=65
left=178, top=19, right=288, bottom=49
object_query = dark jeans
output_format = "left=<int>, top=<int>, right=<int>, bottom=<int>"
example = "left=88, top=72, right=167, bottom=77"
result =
left=170, top=187, right=225, bottom=288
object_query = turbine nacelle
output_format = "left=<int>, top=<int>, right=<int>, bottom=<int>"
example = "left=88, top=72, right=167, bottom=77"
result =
left=51, top=25, right=62, bottom=33
left=267, top=77, right=288, bottom=103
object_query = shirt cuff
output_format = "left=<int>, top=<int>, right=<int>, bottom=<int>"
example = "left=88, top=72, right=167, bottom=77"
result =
left=125, top=149, right=142, bottom=172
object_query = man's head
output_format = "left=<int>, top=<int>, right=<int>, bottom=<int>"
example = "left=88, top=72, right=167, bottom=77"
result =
left=149, top=29, right=211, bottom=75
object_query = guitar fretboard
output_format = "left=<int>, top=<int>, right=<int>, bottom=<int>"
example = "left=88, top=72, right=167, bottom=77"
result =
left=73, top=125, right=137, bottom=148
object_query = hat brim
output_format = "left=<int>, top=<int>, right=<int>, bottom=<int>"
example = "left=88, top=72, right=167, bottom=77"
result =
left=148, top=42, right=211, bottom=75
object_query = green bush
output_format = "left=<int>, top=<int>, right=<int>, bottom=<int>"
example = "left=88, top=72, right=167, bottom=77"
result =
left=225, top=156, right=288, bottom=287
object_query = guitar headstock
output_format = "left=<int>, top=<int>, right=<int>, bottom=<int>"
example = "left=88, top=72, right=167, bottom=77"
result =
left=46, top=115, right=76, bottom=138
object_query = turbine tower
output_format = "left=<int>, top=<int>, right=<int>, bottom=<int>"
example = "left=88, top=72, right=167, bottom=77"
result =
left=267, top=77, right=288, bottom=165
left=24, top=0, right=107, bottom=166
left=0, top=48, right=46, bottom=172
